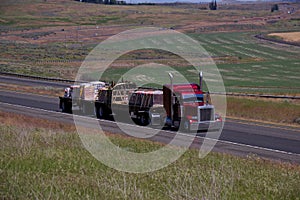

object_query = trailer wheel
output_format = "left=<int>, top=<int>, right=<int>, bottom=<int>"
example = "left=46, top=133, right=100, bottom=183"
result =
left=61, top=101, right=70, bottom=113
left=61, top=101, right=66, bottom=112
left=96, top=106, right=105, bottom=119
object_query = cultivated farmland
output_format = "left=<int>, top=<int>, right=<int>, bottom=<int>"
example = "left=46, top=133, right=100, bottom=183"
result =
left=0, top=1, right=299, bottom=94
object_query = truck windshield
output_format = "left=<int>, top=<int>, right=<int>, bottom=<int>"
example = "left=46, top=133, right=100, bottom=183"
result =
left=182, top=94, right=204, bottom=103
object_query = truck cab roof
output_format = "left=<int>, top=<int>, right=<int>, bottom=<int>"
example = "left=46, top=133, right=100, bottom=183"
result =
left=164, top=83, right=202, bottom=93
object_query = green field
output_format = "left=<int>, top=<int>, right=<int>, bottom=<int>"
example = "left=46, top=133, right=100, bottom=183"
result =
left=190, top=32, right=300, bottom=94
left=1, top=31, right=299, bottom=94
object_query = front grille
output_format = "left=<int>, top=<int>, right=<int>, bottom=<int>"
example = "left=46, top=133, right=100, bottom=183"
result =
left=151, top=114, right=161, bottom=126
left=199, top=108, right=213, bottom=122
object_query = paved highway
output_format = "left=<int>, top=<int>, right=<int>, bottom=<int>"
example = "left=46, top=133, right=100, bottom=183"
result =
left=0, top=90, right=300, bottom=163
left=1, top=88, right=300, bottom=163
left=0, top=74, right=70, bottom=88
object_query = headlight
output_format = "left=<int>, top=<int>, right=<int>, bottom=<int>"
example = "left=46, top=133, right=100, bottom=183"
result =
left=215, top=114, right=222, bottom=121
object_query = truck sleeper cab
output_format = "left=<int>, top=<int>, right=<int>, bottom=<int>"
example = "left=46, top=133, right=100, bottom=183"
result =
left=163, top=83, right=221, bottom=132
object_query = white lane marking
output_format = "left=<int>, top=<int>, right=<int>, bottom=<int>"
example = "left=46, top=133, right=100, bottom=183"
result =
left=180, top=132, right=300, bottom=156
left=1, top=102, right=299, bottom=157
left=226, top=118, right=300, bottom=133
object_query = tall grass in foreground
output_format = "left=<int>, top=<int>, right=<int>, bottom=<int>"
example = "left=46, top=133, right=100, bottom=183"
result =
left=1, top=113, right=300, bottom=199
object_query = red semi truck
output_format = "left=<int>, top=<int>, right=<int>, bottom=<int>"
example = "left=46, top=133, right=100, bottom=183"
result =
left=59, top=72, right=222, bottom=131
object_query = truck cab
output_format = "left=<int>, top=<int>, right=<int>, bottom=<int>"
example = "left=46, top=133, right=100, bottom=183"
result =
left=163, top=83, right=221, bottom=132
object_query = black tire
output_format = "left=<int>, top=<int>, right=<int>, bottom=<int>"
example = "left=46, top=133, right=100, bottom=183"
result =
left=140, top=114, right=150, bottom=126
left=61, top=101, right=66, bottom=113
left=96, top=106, right=105, bottom=119
left=61, top=101, right=71, bottom=113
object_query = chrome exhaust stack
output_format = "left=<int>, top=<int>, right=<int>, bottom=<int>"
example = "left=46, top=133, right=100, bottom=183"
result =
left=199, top=71, right=203, bottom=90
left=168, top=72, right=174, bottom=120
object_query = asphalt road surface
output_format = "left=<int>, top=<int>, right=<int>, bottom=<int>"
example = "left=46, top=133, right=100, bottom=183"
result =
left=0, top=74, right=70, bottom=88
left=1, top=88, right=299, bottom=164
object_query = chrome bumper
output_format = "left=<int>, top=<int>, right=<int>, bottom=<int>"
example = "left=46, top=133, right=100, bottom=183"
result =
left=150, top=113, right=162, bottom=126
left=190, top=120, right=222, bottom=131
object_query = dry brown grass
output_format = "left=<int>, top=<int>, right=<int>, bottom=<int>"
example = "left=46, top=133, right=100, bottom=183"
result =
left=0, top=111, right=75, bottom=132
left=2, top=0, right=297, bottom=45
left=0, top=83, right=63, bottom=97
left=227, top=96, right=300, bottom=125
left=0, top=110, right=163, bottom=148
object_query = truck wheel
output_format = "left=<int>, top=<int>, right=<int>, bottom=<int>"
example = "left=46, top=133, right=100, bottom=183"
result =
left=96, top=106, right=105, bottom=119
left=61, top=101, right=66, bottom=112
left=140, top=114, right=150, bottom=126
left=162, top=117, right=172, bottom=129
left=61, top=101, right=70, bottom=113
